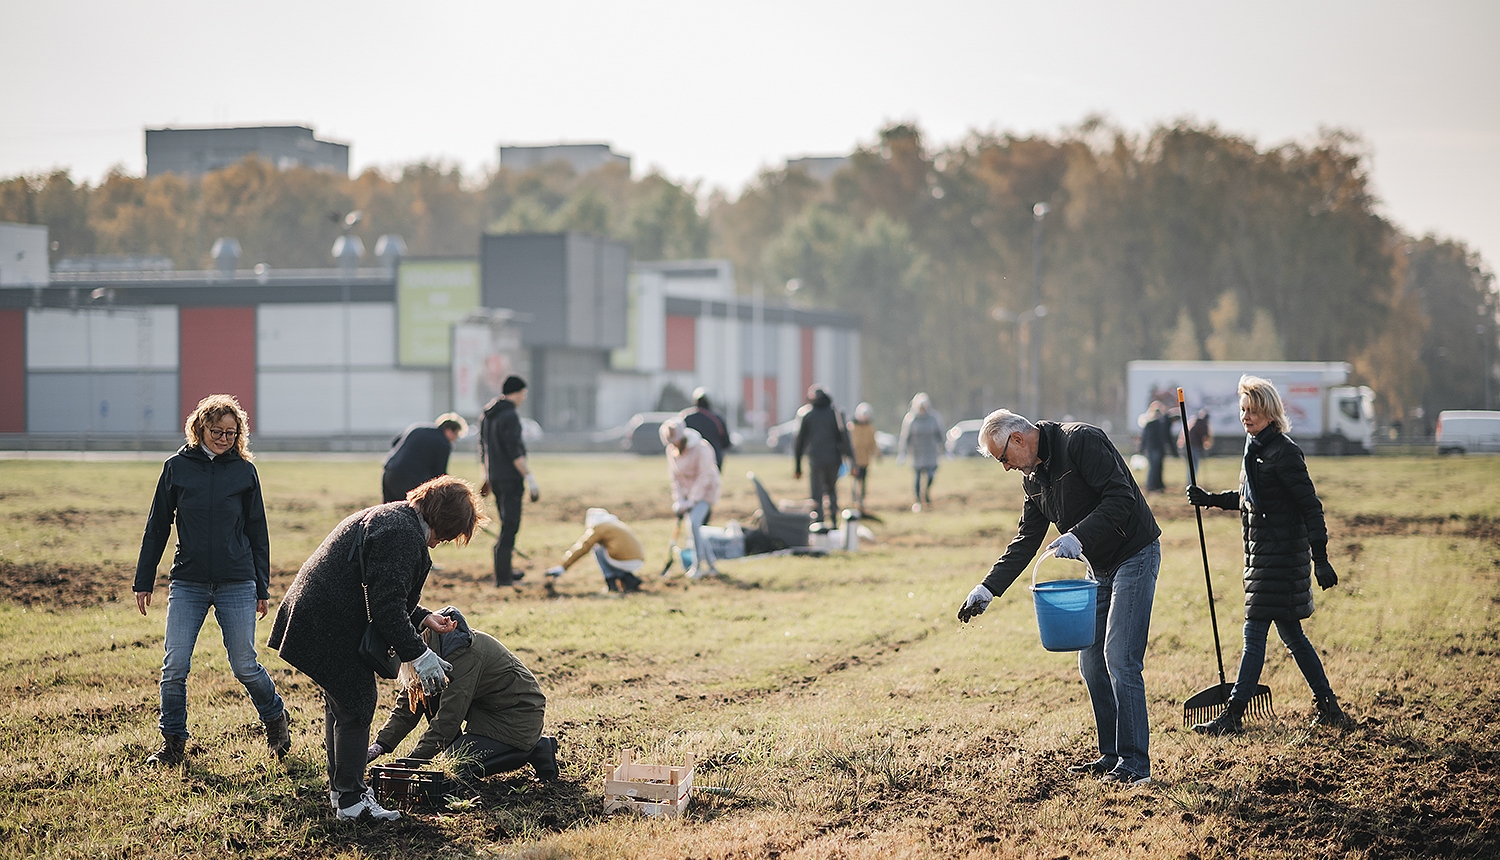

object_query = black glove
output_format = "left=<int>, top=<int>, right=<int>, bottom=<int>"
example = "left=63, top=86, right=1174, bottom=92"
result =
left=1186, top=485, right=1236, bottom=510
left=1314, top=559, right=1338, bottom=590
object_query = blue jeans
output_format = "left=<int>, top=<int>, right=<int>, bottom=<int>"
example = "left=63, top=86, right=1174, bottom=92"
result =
left=686, top=501, right=716, bottom=571
left=913, top=466, right=936, bottom=503
left=1231, top=617, right=1334, bottom=702
left=158, top=579, right=285, bottom=738
left=1077, top=540, right=1159, bottom=777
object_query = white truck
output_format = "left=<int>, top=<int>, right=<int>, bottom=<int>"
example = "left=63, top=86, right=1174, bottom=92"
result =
left=1126, top=361, right=1375, bottom=455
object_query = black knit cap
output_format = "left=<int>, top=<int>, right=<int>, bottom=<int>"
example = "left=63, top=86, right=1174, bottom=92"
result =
left=502, top=375, right=527, bottom=395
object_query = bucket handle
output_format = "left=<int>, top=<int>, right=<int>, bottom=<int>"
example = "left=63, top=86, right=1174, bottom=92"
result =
left=1031, top=548, right=1097, bottom=589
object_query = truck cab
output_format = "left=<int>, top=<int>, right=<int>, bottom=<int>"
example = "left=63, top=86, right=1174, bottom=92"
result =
left=1327, top=386, right=1375, bottom=454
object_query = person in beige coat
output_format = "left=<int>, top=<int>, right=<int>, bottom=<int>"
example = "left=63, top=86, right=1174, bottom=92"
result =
left=847, top=402, right=880, bottom=511
left=545, top=508, right=647, bottom=592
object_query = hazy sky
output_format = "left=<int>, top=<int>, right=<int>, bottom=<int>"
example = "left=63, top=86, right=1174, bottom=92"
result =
left=3, top=0, right=1496, bottom=268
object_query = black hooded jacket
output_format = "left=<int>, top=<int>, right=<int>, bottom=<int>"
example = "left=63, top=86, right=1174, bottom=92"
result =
left=794, top=390, right=852, bottom=471
left=981, top=421, right=1161, bottom=597
left=134, top=445, right=271, bottom=599
left=480, top=397, right=526, bottom=486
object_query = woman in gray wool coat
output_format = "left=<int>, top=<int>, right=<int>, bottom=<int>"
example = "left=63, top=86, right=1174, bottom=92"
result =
left=270, top=475, right=485, bottom=822
left=898, top=392, right=946, bottom=512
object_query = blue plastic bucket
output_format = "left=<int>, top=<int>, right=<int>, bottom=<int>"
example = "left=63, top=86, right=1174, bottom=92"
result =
left=1029, top=550, right=1100, bottom=652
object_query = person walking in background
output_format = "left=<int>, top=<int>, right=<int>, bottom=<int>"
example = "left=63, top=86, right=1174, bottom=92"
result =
left=681, top=387, right=731, bottom=472
left=897, top=392, right=945, bottom=512
left=1186, top=375, right=1351, bottom=735
left=382, top=413, right=468, bottom=503
left=269, top=476, right=484, bottom=822
left=480, top=375, right=540, bottom=586
left=1137, top=401, right=1173, bottom=493
left=1181, top=408, right=1213, bottom=470
left=134, top=394, right=290, bottom=768
left=957, top=409, right=1162, bottom=787
left=368, top=605, right=557, bottom=782
left=660, top=418, right=723, bottom=579
left=847, top=402, right=880, bottom=512
left=793, top=385, right=852, bottom=524
left=545, top=507, right=646, bottom=593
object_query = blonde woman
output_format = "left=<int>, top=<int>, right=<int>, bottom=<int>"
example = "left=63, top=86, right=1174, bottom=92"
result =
left=135, top=394, right=289, bottom=767
left=1187, top=375, right=1350, bottom=734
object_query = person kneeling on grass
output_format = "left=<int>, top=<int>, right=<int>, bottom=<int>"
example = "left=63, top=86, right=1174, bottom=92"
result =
left=367, top=606, right=558, bottom=781
left=545, top=507, right=646, bottom=593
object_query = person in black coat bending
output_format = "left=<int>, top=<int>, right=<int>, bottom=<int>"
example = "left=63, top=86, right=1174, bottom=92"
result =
left=1187, top=374, right=1350, bottom=735
left=681, top=387, right=731, bottom=471
left=382, top=413, right=468, bottom=503
left=480, top=375, right=540, bottom=586
left=793, top=385, right=852, bottom=524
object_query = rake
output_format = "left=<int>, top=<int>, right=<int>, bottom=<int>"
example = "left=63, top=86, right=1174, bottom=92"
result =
left=1178, top=387, right=1274, bottom=727
left=658, top=513, right=683, bottom=577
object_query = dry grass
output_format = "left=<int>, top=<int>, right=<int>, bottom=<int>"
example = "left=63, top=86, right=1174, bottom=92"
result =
left=0, top=451, right=1497, bottom=858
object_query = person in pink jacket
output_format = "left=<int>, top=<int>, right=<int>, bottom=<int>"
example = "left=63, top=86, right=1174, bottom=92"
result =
left=659, top=418, right=723, bottom=578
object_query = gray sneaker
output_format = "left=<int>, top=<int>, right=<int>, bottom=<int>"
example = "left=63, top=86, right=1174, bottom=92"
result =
left=1100, top=768, right=1151, bottom=787
left=336, top=789, right=400, bottom=821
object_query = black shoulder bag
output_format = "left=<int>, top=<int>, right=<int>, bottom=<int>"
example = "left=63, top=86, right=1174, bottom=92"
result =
left=351, top=523, right=402, bottom=679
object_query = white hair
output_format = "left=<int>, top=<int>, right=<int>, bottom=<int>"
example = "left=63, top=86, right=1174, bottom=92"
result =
left=977, top=409, right=1035, bottom=457
left=659, top=418, right=686, bottom=447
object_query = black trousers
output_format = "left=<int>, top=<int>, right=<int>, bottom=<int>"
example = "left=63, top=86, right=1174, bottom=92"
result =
left=323, top=691, right=373, bottom=807
left=491, top=480, right=524, bottom=585
left=809, top=462, right=841, bottom=523
left=448, top=732, right=547, bottom=780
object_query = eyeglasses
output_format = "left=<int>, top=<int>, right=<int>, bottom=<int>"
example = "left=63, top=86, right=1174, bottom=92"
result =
left=996, top=433, right=1013, bottom=465
left=207, top=428, right=240, bottom=441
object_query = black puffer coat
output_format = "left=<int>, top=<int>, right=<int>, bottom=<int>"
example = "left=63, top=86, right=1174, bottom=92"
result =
left=268, top=503, right=434, bottom=721
left=1207, top=427, right=1328, bottom=621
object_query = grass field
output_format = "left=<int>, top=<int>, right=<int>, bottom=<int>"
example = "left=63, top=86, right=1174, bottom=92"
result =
left=1, top=450, right=1497, bottom=859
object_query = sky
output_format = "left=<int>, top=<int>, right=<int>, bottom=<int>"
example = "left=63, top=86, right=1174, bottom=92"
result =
left=3, top=0, right=1497, bottom=269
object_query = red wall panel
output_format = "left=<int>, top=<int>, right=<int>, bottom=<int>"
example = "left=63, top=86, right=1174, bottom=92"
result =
left=179, top=307, right=256, bottom=427
left=742, top=375, right=778, bottom=426
left=665, top=315, right=696, bottom=372
left=0, top=310, right=24, bottom=432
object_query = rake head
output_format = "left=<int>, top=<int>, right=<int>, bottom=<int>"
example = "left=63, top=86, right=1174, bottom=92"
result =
left=1183, top=683, right=1275, bottom=727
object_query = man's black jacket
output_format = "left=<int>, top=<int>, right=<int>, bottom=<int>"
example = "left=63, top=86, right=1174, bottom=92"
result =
left=382, top=423, right=453, bottom=499
left=480, top=398, right=526, bottom=485
left=134, top=445, right=271, bottom=599
left=981, top=421, right=1160, bottom=597
left=794, top=391, right=852, bottom=471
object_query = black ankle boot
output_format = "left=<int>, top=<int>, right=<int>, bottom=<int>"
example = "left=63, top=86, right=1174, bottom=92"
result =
left=1193, top=699, right=1248, bottom=736
left=528, top=736, right=559, bottom=781
left=146, top=733, right=186, bottom=766
left=1312, top=693, right=1351, bottom=728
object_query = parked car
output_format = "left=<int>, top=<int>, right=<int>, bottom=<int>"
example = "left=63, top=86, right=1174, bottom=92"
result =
left=520, top=418, right=544, bottom=444
left=945, top=419, right=985, bottom=457
left=1435, top=410, right=1500, bottom=454
left=606, top=411, right=680, bottom=455
left=875, top=430, right=897, bottom=455
left=766, top=416, right=802, bottom=454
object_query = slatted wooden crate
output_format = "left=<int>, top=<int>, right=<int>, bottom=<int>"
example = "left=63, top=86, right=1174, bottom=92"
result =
left=602, top=748, right=695, bottom=819
left=368, top=757, right=453, bottom=807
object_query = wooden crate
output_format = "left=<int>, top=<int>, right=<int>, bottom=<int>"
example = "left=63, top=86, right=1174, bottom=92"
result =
left=602, top=748, right=695, bottom=819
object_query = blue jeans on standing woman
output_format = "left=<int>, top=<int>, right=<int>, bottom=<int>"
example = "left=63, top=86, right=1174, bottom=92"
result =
left=1230, top=617, right=1333, bottom=702
left=1077, top=540, right=1159, bottom=778
left=159, top=579, right=285, bottom=738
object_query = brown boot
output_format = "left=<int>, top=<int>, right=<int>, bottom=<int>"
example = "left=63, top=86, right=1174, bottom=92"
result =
left=265, top=711, right=291, bottom=759
left=1311, top=694, right=1352, bottom=728
left=146, top=734, right=186, bottom=766
left=1192, top=699, right=1247, bottom=736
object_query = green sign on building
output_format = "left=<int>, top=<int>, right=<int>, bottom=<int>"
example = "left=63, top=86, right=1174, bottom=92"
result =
left=397, top=259, right=481, bottom=366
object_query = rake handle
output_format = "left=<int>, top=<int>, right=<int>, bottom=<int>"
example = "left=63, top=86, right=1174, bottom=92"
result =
left=1179, top=388, right=1228, bottom=686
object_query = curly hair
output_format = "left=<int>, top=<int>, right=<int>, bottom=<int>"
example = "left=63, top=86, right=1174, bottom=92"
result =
left=407, top=476, right=487, bottom=546
left=184, top=394, right=252, bottom=461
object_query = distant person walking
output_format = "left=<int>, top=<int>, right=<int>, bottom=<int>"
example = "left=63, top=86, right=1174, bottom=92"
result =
left=382, top=413, right=468, bottom=503
left=134, top=394, right=290, bottom=767
left=480, top=376, right=540, bottom=586
left=897, top=392, right=945, bottom=512
left=545, top=507, right=647, bottom=593
left=1137, top=401, right=1174, bottom=493
left=847, top=402, right=880, bottom=512
left=1187, top=375, right=1351, bottom=735
left=661, top=418, right=723, bottom=579
left=681, top=387, right=732, bottom=471
left=793, top=385, right=853, bottom=524
left=1181, top=408, right=1213, bottom=473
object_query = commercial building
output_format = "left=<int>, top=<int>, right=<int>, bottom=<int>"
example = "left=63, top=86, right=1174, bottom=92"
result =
left=145, top=125, right=350, bottom=178
left=498, top=144, right=630, bottom=175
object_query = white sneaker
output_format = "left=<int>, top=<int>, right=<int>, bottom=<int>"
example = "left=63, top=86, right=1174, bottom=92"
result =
left=336, top=788, right=400, bottom=821
left=328, top=790, right=339, bottom=810
left=911, top=503, right=922, bottom=513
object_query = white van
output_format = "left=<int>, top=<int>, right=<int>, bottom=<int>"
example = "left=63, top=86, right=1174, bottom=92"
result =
left=1435, top=410, right=1500, bottom=454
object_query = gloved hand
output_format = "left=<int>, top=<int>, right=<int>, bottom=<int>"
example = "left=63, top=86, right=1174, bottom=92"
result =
left=366, top=741, right=386, bottom=763
left=671, top=500, right=684, bottom=517
left=525, top=474, right=540, bottom=502
left=545, top=565, right=565, bottom=578
left=1186, top=485, right=1214, bottom=507
left=957, top=584, right=993, bottom=623
left=412, top=648, right=452, bottom=697
left=1047, top=532, right=1083, bottom=560
left=1314, top=559, right=1338, bottom=590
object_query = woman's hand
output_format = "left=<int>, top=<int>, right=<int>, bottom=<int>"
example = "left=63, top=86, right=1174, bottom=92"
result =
left=257, top=599, right=269, bottom=620
left=422, top=613, right=458, bottom=634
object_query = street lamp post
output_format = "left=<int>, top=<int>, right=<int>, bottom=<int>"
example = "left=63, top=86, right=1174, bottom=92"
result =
left=1030, top=202, right=1049, bottom=417
left=991, top=304, right=1049, bottom=414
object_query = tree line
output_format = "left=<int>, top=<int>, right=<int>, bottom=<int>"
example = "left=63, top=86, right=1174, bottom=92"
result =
left=1, top=118, right=1492, bottom=432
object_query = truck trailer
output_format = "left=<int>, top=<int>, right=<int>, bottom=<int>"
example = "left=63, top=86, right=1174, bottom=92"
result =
left=1125, top=361, right=1375, bottom=455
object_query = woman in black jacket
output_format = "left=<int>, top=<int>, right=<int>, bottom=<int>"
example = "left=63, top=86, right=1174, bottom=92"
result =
left=135, top=394, right=290, bottom=767
left=1187, top=375, right=1351, bottom=734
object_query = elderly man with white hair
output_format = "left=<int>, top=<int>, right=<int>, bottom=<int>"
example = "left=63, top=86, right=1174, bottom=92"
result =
left=956, top=408, right=1162, bottom=787
left=659, top=418, right=723, bottom=579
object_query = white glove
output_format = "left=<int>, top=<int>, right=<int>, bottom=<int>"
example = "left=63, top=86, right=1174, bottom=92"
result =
left=525, top=473, right=540, bottom=502
left=545, top=565, right=565, bottom=578
left=412, top=648, right=451, bottom=697
left=672, top=500, right=685, bottom=517
left=958, top=584, right=993, bottom=623
left=366, top=741, right=386, bottom=763
left=1047, top=532, right=1083, bottom=560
